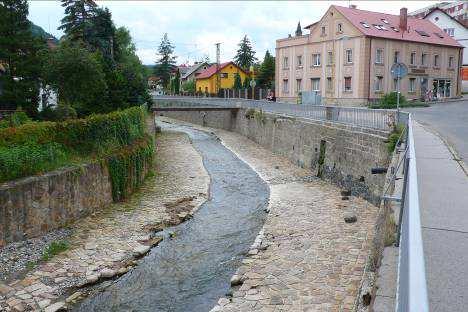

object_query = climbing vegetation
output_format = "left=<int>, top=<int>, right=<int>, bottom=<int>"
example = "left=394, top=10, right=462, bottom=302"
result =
left=0, top=106, right=154, bottom=201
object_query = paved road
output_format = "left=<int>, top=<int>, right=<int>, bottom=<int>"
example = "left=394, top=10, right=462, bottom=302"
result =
left=404, top=98, right=468, bottom=165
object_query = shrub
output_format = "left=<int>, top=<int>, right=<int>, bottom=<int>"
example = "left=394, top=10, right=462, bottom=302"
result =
left=0, top=106, right=149, bottom=183
left=0, top=143, right=68, bottom=182
left=42, top=240, right=70, bottom=261
left=0, top=111, right=32, bottom=129
left=387, top=124, right=405, bottom=153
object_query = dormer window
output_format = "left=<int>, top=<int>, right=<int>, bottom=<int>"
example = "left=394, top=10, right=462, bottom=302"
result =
left=416, top=30, right=430, bottom=37
left=360, top=22, right=370, bottom=28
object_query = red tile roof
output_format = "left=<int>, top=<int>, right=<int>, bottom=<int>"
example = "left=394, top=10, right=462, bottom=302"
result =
left=196, top=62, right=245, bottom=79
left=333, top=5, right=463, bottom=48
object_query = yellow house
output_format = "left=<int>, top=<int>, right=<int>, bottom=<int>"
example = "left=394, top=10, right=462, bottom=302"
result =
left=195, top=61, right=250, bottom=94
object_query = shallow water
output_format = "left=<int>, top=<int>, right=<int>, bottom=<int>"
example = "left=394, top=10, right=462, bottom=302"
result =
left=74, top=122, right=270, bottom=312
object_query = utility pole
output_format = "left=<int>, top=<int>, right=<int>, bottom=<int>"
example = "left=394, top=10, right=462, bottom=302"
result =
left=215, top=42, right=221, bottom=95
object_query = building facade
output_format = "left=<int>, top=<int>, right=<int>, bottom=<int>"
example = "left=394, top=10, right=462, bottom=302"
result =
left=416, top=8, right=468, bottom=92
left=410, top=1, right=468, bottom=27
left=276, top=5, right=463, bottom=105
left=195, top=61, right=250, bottom=94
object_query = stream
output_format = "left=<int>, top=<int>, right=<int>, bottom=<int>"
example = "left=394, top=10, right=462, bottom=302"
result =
left=74, top=121, right=270, bottom=312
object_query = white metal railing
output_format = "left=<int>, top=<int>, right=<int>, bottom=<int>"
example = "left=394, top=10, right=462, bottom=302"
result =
left=153, top=97, right=397, bottom=131
left=395, top=114, right=429, bottom=312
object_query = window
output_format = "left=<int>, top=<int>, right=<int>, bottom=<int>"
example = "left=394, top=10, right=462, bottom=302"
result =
left=443, top=28, right=455, bottom=37
left=416, top=30, right=430, bottom=37
left=312, top=53, right=321, bottom=66
left=220, top=73, right=228, bottom=78
left=375, top=49, right=384, bottom=64
left=321, top=26, right=326, bottom=36
left=297, top=55, right=303, bottom=67
left=448, top=56, right=454, bottom=68
left=337, top=23, right=343, bottom=32
left=296, top=79, right=302, bottom=93
left=410, top=52, right=416, bottom=65
left=327, top=77, right=333, bottom=91
left=327, top=51, right=333, bottom=65
left=434, top=55, right=439, bottom=67
left=311, top=78, right=320, bottom=91
left=344, top=76, right=352, bottom=92
left=390, top=26, right=399, bottom=32
left=345, top=49, right=353, bottom=63
left=375, top=76, right=383, bottom=91
left=394, top=51, right=400, bottom=64
left=283, top=79, right=289, bottom=93
left=381, top=19, right=389, bottom=24
left=421, top=53, right=427, bottom=66
left=283, top=56, right=289, bottom=69
left=360, top=22, right=370, bottom=28
left=373, top=24, right=387, bottom=31
left=434, top=32, right=444, bottom=38
left=409, top=78, right=416, bottom=92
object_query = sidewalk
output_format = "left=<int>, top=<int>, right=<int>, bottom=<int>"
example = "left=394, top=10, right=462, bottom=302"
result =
left=413, top=122, right=468, bottom=312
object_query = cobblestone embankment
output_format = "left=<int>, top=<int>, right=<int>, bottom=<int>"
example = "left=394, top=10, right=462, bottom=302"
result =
left=0, top=131, right=209, bottom=311
left=157, top=117, right=378, bottom=312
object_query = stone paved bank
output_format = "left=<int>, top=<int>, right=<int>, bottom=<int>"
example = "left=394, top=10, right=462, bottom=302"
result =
left=160, top=118, right=378, bottom=312
left=0, top=132, right=209, bottom=311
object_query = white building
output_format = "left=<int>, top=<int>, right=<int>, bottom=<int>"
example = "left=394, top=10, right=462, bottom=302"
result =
left=417, top=8, right=468, bottom=92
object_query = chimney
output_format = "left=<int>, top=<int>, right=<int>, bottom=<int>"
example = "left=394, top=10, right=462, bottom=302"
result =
left=399, top=7, right=408, bottom=31
left=349, top=4, right=357, bottom=9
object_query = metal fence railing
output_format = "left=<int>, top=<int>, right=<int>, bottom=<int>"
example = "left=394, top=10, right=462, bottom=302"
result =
left=395, top=114, right=429, bottom=312
left=153, top=96, right=398, bottom=131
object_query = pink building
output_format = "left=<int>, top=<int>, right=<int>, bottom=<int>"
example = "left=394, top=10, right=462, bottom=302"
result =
left=275, top=5, right=464, bottom=106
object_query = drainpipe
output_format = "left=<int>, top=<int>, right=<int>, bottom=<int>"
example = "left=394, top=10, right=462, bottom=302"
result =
left=368, top=37, right=372, bottom=103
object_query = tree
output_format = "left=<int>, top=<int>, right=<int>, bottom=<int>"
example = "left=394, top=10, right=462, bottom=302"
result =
left=173, top=69, right=180, bottom=94
left=234, top=35, right=257, bottom=71
left=154, top=33, right=176, bottom=89
left=58, top=0, right=97, bottom=43
left=243, top=76, right=252, bottom=89
left=181, top=80, right=195, bottom=94
left=257, top=50, right=275, bottom=89
left=0, top=0, right=44, bottom=116
left=87, top=7, right=115, bottom=61
left=42, top=41, right=107, bottom=116
left=233, top=72, right=242, bottom=90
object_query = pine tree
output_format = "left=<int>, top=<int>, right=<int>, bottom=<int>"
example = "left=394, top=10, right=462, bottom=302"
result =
left=257, top=50, right=275, bottom=89
left=0, top=0, right=43, bottom=115
left=58, top=0, right=97, bottom=43
left=154, top=33, right=176, bottom=89
left=87, top=7, right=115, bottom=60
left=234, top=35, right=257, bottom=71
left=173, top=69, right=180, bottom=94
left=295, top=21, right=302, bottom=36
left=233, top=72, right=242, bottom=90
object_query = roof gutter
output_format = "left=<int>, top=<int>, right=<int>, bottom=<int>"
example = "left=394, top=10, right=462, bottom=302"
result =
left=368, top=37, right=372, bottom=102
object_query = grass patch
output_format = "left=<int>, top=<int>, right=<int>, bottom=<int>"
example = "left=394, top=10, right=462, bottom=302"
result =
left=41, top=240, right=70, bottom=261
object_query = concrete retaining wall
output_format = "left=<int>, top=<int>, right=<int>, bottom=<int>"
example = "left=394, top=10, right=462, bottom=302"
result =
left=156, top=105, right=390, bottom=204
left=0, top=163, right=112, bottom=246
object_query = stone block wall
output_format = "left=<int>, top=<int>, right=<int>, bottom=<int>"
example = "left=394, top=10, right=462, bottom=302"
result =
left=156, top=106, right=390, bottom=204
left=0, top=163, right=112, bottom=246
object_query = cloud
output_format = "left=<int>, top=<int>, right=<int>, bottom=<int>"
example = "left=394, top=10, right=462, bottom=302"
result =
left=28, top=1, right=440, bottom=65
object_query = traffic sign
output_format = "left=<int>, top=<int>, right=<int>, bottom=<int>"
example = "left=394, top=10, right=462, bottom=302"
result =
left=391, top=63, right=408, bottom=79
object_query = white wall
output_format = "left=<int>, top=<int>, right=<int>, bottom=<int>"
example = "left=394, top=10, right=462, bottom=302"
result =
left=426, top=11, right=468, bottom=66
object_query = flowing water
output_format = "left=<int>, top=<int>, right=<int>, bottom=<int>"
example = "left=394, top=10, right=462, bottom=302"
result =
left=74, top=122, right=270, bottom=312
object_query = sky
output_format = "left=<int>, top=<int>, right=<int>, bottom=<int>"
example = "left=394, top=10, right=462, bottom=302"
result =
left=28, top=1, right=439, bottom=65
